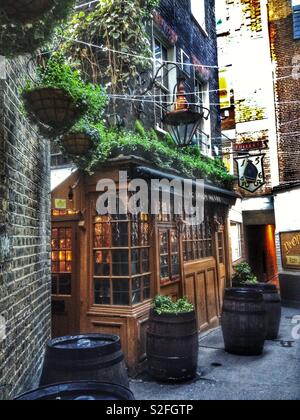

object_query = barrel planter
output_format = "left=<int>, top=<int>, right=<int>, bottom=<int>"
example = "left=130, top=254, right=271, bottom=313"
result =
left=222, top=288, right=266, bottom=356
left=146, top=309, right=198, bottom=382
left=22, top=88, right=85, bottom=136
left=39, top=334, right=129, bottom=388
left=1, top=0, right=55, bottom=23
left=15, top=382, right=135, bottom=401
left=245, top=283, right=282, bottom=340
left=61, top=132, right=93, bottom=156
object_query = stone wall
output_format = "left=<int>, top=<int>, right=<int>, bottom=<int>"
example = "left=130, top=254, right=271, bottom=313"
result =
left=0, top=56, right=51, bottom=399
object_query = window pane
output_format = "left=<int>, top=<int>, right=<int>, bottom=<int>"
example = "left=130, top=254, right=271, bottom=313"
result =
left=112, top=250, right=129, bottom=276
left=131, top=222, right=139, bottom=247
left=141, top=223, right=149, bottom=246
left=111, top=222, right=128, bottom=247
left=131, top=249, right=140, bottom=275
left=171, top=255, right=180, bottom=277
left=160, top=255, right=169, bottom=279
left=52, top=276, right=58, bottom=295
left=132, top=277, right=141, bottom=305
left=143, top=275, right=151, bottom=300
left=94, top=223, right=111, bottom=248
left=95, top=251, right=111, bottom=276
left=113, top=279, right=130, bottom=306
left=141, top=248, right=150, bottom=273
left=95, top=279, right=111, bottom=305
left=58, top=274, right=72, bottom=295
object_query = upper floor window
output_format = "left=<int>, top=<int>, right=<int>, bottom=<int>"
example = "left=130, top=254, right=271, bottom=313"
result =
left=191, top=0, right=206, bottom=30
left=293, top=0, right=300, bottom=40
left=153, top=38, right=176, bottom=131
left=180, top=49, right=191, bottom=76
left=193, top=79, right=211, bottom=156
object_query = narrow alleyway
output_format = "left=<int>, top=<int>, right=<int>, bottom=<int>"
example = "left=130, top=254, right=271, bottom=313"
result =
left=130, top=308, right=300, bottom=400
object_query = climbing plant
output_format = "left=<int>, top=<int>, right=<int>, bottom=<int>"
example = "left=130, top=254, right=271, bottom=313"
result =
left=0, top=0, right=75, bottom=57
left=62, top=0, right=159, bottom=93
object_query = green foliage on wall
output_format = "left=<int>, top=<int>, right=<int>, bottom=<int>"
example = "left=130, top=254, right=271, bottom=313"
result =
left=0, top=0, right=75, bottom=57
left=62, top=0, right=159, bottom=91
left=59, top=120, right=235, bottom=189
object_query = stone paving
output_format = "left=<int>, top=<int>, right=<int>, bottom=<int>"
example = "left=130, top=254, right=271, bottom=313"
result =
left=130, top=307, right=300, bottom=400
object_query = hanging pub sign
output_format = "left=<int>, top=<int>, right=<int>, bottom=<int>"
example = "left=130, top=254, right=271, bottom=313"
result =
left=280, top=231, right=300, bottom=270
left=234, top=154, right=266, bottom=193
left=233, top=140, right=269, bottom=153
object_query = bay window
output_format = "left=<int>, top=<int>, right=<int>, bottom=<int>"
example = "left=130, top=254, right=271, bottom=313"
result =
left=93, top=213, right=151, bottom=306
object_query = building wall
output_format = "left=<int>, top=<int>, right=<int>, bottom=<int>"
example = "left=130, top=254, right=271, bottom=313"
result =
left=0, top=57, right=51, bottom=399
left=52, top=0, right=221, bottom=168
left=268, top=0, right=300, bottom=304
left=218, top=0, right=279, bottom=197
left=269, top=0, right=300, bottom=183
left=158, top=0, right=221, bottom=150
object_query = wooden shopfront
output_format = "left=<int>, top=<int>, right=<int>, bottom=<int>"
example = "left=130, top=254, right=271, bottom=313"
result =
left=51, top=157, right=237, bottom=375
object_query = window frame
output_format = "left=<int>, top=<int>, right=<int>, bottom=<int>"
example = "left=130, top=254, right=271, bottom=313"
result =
left=230, top=222, right=243, bottom=263
left=191, top=0, right=206, bottom=32
left=92, top=213, right=152, bottom=307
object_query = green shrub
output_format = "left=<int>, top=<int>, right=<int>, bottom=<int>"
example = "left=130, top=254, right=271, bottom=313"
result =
left=152, top=295, right=194, bottom=315
left=232, top=262, right=258, bottom=286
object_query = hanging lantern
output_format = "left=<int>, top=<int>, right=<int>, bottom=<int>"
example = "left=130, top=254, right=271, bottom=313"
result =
left=163, top=78, right=205, bottom=148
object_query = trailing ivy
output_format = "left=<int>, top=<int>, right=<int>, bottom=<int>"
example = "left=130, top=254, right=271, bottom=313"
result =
left=58, top=120, right=235, bottom=189
left=0, top=0, right=75, bottom=57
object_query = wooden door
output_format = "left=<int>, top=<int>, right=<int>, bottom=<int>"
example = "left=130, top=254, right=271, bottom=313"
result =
left=184, top=258, right=220, bottom=332
left=51, top=222, right=80, bottom=338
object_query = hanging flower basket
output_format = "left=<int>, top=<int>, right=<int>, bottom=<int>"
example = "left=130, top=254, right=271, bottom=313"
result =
left=22, top=88, right=86, bottom=136
left=0, top=0, right=55, bottom=23
left=61, top=132, right=94, bottom=156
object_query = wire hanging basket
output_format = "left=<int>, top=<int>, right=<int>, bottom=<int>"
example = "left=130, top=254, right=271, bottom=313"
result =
left=61, top=132, right=94, bottom=156
left=22, top=87, right=86, bottom=137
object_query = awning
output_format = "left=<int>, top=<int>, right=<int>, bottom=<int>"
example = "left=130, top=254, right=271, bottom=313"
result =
left=133, top=166, right=238, bottom=206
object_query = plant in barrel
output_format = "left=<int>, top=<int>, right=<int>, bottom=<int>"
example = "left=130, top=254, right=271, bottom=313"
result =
left=232, top=262, right=258, bottom=287
left=146, top=295, right=198, bottom=382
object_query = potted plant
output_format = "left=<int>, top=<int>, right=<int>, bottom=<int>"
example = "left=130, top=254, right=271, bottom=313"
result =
left=146, top=295, right=198, bottom=382
left=232, top=262, right=258, bottom=287
left=22, top=54, right=106, bottom=137
left=60, top=120, right=102, bottom=156
left=0, top=1, right=75, bottom=57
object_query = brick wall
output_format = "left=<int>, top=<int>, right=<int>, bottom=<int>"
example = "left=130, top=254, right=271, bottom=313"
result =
left=0, top=57, right=51, bottom=400
left=269, top=0, right=300, bottom=184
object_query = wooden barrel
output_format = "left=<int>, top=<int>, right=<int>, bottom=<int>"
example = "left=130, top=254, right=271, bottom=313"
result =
left=222, top=288, right=266, bottom=356
left=146, top=310, right=198, bottom=382
left=15, top=382, right=135, bottom=401
left=39, top=334, right=129, bottom=388
left=246, top=283, right=282, bottom=340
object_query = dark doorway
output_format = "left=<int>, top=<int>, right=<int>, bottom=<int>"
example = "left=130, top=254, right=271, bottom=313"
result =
left=246, top=225, right=278, bottom=284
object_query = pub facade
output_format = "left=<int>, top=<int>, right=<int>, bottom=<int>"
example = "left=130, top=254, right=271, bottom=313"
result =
left=51, top=158, right=236, bottom=374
